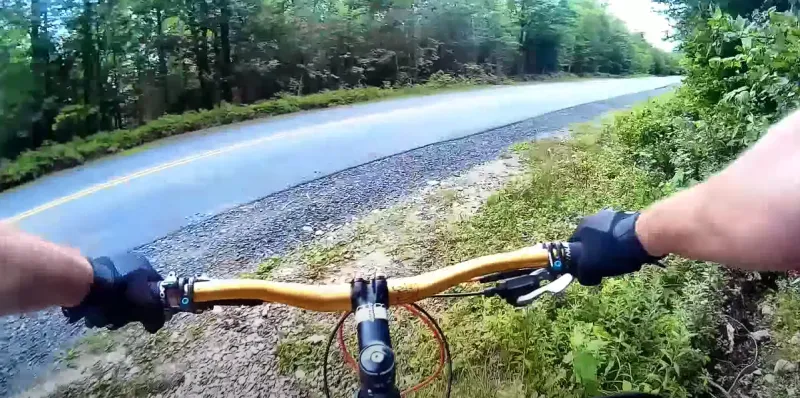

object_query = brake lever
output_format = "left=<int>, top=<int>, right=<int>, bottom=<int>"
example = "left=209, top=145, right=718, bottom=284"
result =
left=516, top=273, right=574, bottom=306
left=485, top=268, right=557, bottom=307
left=158, top=272, right=212, bottom=320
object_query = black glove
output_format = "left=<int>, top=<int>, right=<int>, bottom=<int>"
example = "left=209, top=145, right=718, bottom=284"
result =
left=568, top=209, right=662, bottom=286
left=63, top=253, right=165, bottom=333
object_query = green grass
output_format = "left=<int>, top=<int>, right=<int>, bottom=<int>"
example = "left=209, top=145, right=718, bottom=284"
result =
left=407, top=125, right=724, bottom=397
left=766, top=283, right=800, bottom=397
left=243, top=257, right=284, bottom=279
left=51, top=372, right=184, bottom=398
left=508, top=141, right=532, bottom=154
left=79, top=331, right=117, bottom=355
left=275, top=118, right=726, bottom=397
left=300, top=244, right=351, bottom=279
left=773, top=284, right=800, bottom=361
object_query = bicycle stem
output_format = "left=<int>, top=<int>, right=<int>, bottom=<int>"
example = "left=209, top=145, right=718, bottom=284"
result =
left=351, top=273, right=400, bottom=398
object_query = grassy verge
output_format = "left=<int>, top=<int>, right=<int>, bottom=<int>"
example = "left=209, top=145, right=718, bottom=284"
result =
left=412, top=124, right=723, bottom=397
left=276, top=114, right=727, bottom=397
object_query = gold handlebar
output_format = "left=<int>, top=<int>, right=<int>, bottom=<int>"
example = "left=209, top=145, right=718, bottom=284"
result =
left=192, top=245, right=550, bottom=312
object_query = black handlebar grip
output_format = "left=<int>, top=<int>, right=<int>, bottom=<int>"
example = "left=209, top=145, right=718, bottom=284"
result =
left=566, top=239, right=657, bottom=286
left=149, top=281, right=162, bottom=301
left=565, top=242, right=582, bottom=272
left=566, top=210, right=662, bottom=286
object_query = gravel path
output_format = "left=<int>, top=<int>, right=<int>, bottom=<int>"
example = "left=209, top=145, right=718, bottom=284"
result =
left=0, top=86, right=674, bottom=396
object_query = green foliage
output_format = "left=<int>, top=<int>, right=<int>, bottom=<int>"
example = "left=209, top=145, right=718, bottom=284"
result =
left=611, top=7, right=800, bottom=186
left=300, top=244, right=352, bottom=278
left=424, top=264, right=721, bottom=397
left=508, top=141, right=532, bottom=153
left=773, top=286, right=800, bottom=361
left=404, top=130, right=725, bottom=397
left=243, top=257, right=283, bottom=279
left=278, top=339, right=325, bottom=375
left=52, top=105, right=100, bottom=140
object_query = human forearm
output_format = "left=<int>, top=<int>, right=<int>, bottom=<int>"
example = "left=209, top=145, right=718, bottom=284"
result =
left=0, top=224, right=92, bottom=315
left=635, top=110, right=800, bottom=271
left=634, top=182, right=754, bottom=266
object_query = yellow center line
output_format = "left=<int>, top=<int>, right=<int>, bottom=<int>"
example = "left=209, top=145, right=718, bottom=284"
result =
left=6, top=78, right=673, bottom=223
left=5, top=95, right=502, bottom=223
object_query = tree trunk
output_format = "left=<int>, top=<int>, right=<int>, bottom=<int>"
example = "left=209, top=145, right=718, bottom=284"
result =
left=192, top=24, right=214, bottom=109
left=93, top=7, right=108, bottom=131
left=213, top=29, right=221, bottom=105
left=517, top=23, right=526, bottom=76
left=80, top=0, right=95, bottom=108
left=156, top=7, right=169, bottom=109
left=188, top=0, right=214, bottom=110
left=218, top=0, right=233, bottom=103
left=111, top=51, right=123, bottom=128
left=29, top=0, right=51, bottom=147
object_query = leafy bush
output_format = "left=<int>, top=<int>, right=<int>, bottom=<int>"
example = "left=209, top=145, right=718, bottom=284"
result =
left=425, top=71, right=464, bottom=89
left=614, top=8, right=800, bottom=186
left=52, top=104, right=100, bottom=140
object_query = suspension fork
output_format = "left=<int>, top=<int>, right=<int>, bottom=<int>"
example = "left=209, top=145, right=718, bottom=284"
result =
left=351, top=274, right=401, bottom=398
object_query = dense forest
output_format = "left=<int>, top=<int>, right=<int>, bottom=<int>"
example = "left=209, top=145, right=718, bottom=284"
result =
left=0, top=0, right=679, bottom=163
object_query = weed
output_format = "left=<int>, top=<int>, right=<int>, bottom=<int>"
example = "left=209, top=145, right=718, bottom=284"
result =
left=51, top=371, right=184, bottom=398
left=277, top=322, right=332, bottom=375
left=244, top=257, right=284, bottom=279
left=406, top=127, right=722, bottom=397
left=187, top=324, right=205, bottom=340
left=438, top=189, right=459, bottom=207
left=245, top=244, right=351, bottom=281
left=59, top=349, right=80, bottom=368
left=508, top=141, right=531, bottom=154
left=772, top=286, right=800, bottom=361
left=79, top=331, right=116, bottom=355
left=301, top=244, right=351, bottom=279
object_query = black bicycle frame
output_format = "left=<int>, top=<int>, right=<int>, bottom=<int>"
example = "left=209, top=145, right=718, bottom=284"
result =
left=350, top=274, right=401, bottom=398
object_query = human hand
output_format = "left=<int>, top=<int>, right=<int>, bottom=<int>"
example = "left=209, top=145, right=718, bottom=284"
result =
left=62, top=253, right=164, bottom=333
left=568, top=209, right=662, bottom=286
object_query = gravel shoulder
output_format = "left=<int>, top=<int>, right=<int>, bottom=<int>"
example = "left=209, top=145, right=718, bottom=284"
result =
left=1, top=86, right=675, bottom=396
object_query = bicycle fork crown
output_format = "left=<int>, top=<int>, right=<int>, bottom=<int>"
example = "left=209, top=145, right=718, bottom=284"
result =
left=351, top=273, right=401, bottom=398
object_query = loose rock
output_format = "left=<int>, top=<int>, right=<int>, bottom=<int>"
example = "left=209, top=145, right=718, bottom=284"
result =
left=774, top=359, right=797, bottom=374
left=789, top=332, right=800, bottom=346
left=750, top=329, right=771, bottom=342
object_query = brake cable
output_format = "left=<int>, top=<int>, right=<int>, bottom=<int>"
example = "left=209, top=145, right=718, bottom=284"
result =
left=323, top=304, right=453, bottom=398
left=432, top=242, right=575, bottom=306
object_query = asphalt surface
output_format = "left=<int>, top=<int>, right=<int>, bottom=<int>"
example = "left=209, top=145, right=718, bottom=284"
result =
left=0, top=79, right=678, bottom=395
left=1, top=77, right=680, bottom=257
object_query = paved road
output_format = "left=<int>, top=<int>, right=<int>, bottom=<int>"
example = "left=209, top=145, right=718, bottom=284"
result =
left=1, top=76, right=680, bottom=256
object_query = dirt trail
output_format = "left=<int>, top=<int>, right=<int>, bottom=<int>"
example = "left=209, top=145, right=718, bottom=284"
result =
left=18, top=152, right=528, bottom=398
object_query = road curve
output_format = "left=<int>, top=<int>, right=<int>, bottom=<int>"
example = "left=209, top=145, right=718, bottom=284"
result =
left=1, top=77, right=680, bottom=256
